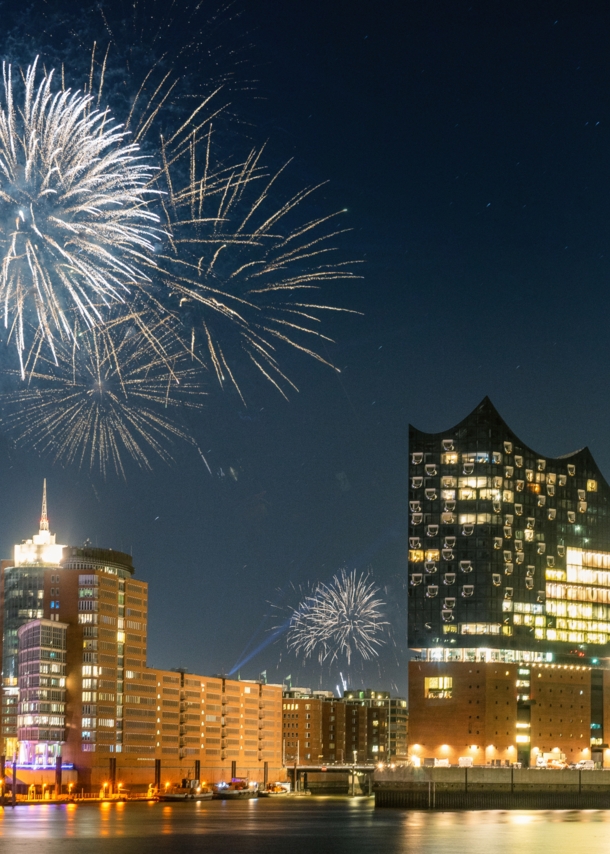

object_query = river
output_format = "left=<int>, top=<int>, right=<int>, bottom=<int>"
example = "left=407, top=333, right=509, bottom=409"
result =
left=2, top=798, right=610, bottom=853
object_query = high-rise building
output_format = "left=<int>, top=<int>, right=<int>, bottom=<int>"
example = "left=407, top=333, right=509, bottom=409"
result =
left=0, top=484, right=284, bottom=791
left=407, top=398, right=610, bottom=767
left=0, top=480, right=66, bottom=758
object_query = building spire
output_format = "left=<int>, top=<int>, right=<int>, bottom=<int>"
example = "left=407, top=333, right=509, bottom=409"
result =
left=40, top=478, right=49, bottom=533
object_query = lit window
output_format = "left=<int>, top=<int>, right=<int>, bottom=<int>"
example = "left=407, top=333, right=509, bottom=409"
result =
left=424, top=677, right=452, bottom=699
left=459, top=488, right=477, bottom=501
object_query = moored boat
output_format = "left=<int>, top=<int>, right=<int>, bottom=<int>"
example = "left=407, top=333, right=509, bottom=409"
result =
left=258, top=783, right=290, bottom=797
left=213, top=778, right=258, bottom=799
left=157, top=779, right=213, bottom=801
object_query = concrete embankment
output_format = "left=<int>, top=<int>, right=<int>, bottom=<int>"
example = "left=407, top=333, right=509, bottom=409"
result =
left=374, top=766, right=610, bottom=809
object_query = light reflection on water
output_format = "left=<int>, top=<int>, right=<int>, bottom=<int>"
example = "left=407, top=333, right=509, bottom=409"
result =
left=2, top=800, right=610, bottom=853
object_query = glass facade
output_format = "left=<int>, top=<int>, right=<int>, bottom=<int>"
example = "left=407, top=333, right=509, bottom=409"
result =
left=17, top=619, right=67, bottom=766
left=408, top=397, right=610, bottom=655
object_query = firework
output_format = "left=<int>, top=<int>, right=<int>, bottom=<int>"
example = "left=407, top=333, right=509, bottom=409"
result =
left=2, top=312, right=204, bottom=478
left=286, top=569, right=388, bottom=665
left=0, top=6, right=358, bottom=472
left=159, top=135, right=361, bottom=400
left=0, top=58, right=161, bottom=372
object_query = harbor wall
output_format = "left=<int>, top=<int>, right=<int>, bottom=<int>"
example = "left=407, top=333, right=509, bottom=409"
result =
left=374, top=766, right=610, bottom=809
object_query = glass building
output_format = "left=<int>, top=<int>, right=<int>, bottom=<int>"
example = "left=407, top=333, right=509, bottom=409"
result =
left=17, top=619, right=68, bottom=766
left=408, top=397, right=610, bottom=659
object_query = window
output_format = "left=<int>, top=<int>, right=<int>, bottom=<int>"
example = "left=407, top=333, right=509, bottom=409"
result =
left=459, top=488, right=477, bottom=501
left=424, top=677, right=452, bottom=699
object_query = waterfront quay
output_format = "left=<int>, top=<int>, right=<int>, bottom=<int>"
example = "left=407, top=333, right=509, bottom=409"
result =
left=374, top=765, right=610, bottom=809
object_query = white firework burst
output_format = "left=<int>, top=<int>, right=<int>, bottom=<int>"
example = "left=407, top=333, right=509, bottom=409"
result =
left=2, top=312, right=204, bottom=478
left=0, top=58, right=161, bottom=372
left=287, top=569, right=388, bottom=665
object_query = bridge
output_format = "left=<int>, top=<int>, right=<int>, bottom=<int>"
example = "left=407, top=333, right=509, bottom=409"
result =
left=286, top=763, right=377, bottom=796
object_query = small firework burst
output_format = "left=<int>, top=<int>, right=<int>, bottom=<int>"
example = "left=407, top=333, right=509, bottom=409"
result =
left=286, top=569, right=388, bottom=665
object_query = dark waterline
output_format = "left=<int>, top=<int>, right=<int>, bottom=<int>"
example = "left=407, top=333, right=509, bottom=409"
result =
left=3, top=799, right=610, bottom=854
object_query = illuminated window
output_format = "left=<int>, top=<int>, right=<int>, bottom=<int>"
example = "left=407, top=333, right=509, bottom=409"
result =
left=587, top=480, right=598, bottom=492
left=462, top=452, right=489, bottom=464
left=424, top=677, right=452, bottom=699
left=459, top=487, right=477, bottom=501
left=441, top=453, right=458, bottom=465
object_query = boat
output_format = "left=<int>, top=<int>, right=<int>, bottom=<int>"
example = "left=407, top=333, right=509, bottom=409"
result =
left=258, top=783, right=290, bottom=797
left=157, top=779, right=213, bottom=801
left=213, top=778, right=258, bottom=799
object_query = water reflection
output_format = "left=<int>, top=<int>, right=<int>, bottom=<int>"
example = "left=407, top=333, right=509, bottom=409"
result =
left=2, top=800, right=610, bottom=853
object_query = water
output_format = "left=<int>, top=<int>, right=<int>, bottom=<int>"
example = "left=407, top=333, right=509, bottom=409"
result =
left=2, top=798, right=610, bottom=853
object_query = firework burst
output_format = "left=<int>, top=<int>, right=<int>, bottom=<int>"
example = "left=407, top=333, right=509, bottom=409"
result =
left=0, top=8, right=358, bottom=472
left=159, top=136, right=361, bottom=400
left=2, top=312, right=204, bottom=478
left=286, top=569, right=388, bottom=665
left=0, top=58, right=161, bottom=372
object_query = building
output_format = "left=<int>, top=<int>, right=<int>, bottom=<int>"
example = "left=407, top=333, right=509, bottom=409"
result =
left=343, top=689, right=407, bottom=760
left=0, top=480, right=65, bottom=758
left=282, top=687, right=405, bottom=764
left=1, top=484, right=284, bottom=791
left=282, top=688, right=345, bottom=764
left=408, top=397, right=610, bottom=767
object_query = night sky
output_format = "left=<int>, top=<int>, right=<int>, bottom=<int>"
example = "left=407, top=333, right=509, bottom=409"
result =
left=0, top=1, right=609, bottom=696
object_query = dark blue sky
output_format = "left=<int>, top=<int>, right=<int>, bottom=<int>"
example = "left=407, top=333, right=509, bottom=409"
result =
left=1, top=1, right=609, bottom=695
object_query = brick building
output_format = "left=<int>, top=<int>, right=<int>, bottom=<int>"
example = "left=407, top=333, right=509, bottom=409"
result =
left=343, top=689, right=407, bottom=761
left=1, top=483, right=284, bottom=791
left=282, top=686, right=405, bottom=764
left=408, top=398, right=610, bottom=766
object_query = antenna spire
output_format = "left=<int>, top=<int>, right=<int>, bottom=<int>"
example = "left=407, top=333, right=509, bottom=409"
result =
left=40, top=478, right=49, bottom=532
